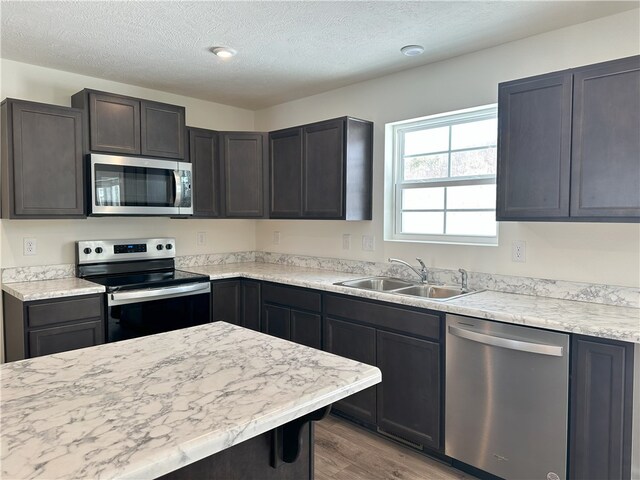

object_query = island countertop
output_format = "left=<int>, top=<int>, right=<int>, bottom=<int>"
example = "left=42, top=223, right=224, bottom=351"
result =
left=0, top=322, right=381, bottom=480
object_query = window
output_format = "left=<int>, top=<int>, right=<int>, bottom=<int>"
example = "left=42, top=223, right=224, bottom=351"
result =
left=386, top=105, right=498, bottom=245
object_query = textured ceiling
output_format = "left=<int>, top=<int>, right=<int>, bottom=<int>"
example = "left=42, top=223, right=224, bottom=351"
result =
left=0, top=1, right=637, bottom=110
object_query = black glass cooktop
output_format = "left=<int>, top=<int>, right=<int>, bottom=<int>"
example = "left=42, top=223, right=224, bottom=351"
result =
left=88, top=269, right=209, bottom=292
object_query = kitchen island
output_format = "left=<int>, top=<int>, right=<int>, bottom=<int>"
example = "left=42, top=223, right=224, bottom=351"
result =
left=0, top=322, right=381, bottom=479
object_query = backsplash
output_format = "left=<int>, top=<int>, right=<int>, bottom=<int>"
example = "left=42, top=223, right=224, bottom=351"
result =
left=256, top=252, right=640, bottom=308
left=2, top=251, right=638, bottom=308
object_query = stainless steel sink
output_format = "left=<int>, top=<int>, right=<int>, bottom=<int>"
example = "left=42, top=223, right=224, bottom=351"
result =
left=335, top=276, right=416, bottom=291
left=334, top=276, right=480, bottom=301
left=393, top=284, right=468, bottom=299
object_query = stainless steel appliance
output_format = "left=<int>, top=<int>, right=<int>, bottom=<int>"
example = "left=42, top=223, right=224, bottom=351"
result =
left=77, top=238, right=210, bottom=342
left=445, top=314, right=570, bottom=480
left=89, top=154, right=193, bottom=215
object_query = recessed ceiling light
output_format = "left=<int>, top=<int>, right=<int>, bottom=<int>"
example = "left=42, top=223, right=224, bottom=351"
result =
left=211, top=46, right=237, bottom=58
left=401, top=45, right=424, bottom=57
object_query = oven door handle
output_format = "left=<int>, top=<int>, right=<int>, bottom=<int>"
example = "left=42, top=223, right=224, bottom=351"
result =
left=108, top=282, right=211, bottom=306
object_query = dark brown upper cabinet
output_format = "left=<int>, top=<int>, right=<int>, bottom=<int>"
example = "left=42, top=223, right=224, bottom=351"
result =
left=1, top=98, right=86, bottom=219
left=571, top=57, right=640, bottom=220
left=497, top=55, right=639, bottom=222
left=220, top=132, right=268, bottom=218
left=188, top=127, right=221, bottom=218
left=72, top=89, right=185, bottom=160
left=269, top=117, right=373, bottom=220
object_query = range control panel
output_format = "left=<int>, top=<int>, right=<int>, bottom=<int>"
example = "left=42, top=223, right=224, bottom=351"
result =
left=77, top=238, right=176, bottom=264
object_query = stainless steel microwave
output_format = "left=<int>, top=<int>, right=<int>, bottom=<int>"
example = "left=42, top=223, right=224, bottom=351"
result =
left=89, top=154, right=193, bottom=216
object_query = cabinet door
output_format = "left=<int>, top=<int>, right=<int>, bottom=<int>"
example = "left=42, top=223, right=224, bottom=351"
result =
left=141, top=100, right=186, bottom=159
left=376, top=330, right=441, bottom=450
left=270, top=128, right=303, bottom=217
left=221, top=133, right=267, bottom=217
left=28, top=320, right=104, bottom=358
left=7, top=101, right=85, bottom=218
left=290, top=310, right=321, bottom=349
left=189, top=128, right=221, bottom=217
left=323, top=317, right=376, bottom=424
left=497, top=74, right=572, bottom=220
left=211, top=281, right=241, bottom=325
left=302, top=119, right=344, bottom=218
left=570, top=336, right=634, bottom=480
left=89, top=92, right=141, bottom=155
left=262, top=304, right=290, bottom=340
left=571, top=56, right=640, bottom=219
left=242, top=281, right=261, bottom=332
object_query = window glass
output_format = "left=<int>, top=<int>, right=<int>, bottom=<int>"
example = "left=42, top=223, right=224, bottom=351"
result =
left=388, top=105, right=498, bottom=245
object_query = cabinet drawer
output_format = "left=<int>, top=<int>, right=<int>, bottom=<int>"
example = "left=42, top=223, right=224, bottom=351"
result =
left=325, top=295, right=440, bottom=340
left=27, top=295, right=103, bottom=328
left=262, top=284, right=321, bottom=312
left=28, top=320, right=104, bottom=358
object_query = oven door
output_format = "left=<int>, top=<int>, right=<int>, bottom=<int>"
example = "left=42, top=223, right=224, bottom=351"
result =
left=106, top=282, right=210, bottom=342
left=90, top=154, right=192, bottom=216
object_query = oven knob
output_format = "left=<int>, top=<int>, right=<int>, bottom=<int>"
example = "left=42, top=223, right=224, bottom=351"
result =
left=157, top=244, right=164, bottom=250
left=83, top=247, right=92, bottom=255
left=95, top=247, right=103, bottom=254
left=165, top=244, right=173, bottom=250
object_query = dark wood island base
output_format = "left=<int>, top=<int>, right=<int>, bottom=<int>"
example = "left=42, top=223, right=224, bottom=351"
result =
left=160, top=407, right=331, bottom=480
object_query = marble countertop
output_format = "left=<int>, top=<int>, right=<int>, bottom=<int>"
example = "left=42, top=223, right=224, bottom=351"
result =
left=1, top=277, right=105, bottom=301
left=2, top=262, right=639, bottom=343
left=0, top=322, right=381, bottom=480
left=184, top=263, right=640, bottom=343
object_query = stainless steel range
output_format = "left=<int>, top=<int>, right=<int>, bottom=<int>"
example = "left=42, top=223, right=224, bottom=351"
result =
left=77, top=238, right=211, bottom=342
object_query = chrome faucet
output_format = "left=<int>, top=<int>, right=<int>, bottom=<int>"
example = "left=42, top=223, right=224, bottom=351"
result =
left=388, top=257, right=428, bottom=283
left=458, top=268, right=469, bottom=292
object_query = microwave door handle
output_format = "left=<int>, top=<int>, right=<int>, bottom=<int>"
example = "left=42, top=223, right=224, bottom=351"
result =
left=173, top=170, right=183, bottom=207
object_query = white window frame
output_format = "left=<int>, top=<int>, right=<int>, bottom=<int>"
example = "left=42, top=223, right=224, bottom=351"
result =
left=385, top=104, right=499, bottom=246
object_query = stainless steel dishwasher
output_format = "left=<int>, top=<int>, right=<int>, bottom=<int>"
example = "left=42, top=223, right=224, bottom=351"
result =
left=445, top=314, right=570, bottom=480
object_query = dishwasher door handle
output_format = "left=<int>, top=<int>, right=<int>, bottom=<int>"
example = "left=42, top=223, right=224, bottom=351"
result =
left=448, top=325, right=564, bottom=357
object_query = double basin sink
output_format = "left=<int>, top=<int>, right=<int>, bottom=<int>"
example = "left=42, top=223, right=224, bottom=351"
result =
left=333, top=276, right=479, bottom=301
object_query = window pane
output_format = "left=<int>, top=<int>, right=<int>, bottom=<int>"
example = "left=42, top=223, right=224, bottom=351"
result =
left=447, top=185, right=496, bottom=209
left=403, top=126, right=449, bottom=156
left=446, top=211, right=497, bottom=236
left=450, top=147, right=496, bottom=177
left=451, top=118, right=497, bottom=150
left=402, top=212, right=444, bottom=234
left=402, top=187, right=445, bottom=210
left=403, top=154, right=448, bottom=180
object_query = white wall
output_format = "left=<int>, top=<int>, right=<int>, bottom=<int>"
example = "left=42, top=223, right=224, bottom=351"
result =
left=0, top=59, right=257, bottom=268
left=254, top=10, right=640, bottom=288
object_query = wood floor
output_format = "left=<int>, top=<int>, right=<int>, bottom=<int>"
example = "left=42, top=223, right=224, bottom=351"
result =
left=314, top=415, right=476, bottom=480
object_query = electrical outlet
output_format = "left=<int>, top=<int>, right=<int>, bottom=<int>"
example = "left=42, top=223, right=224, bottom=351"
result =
left=23, top=237, right=37, bottom=256
left=273, top=231, right=281, bottom=245
left=197, top=232, right=206, bottom=246
left=512, top=240, right=526, bottom=263
left=342, top=234, right=351, bottom=250
left=361, top=235, right=375, bottom=252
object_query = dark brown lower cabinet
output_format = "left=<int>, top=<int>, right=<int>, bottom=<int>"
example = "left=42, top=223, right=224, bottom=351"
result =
left=211, top=279, right=261, bottom=332
left=3, top=293, right=104, bottom=361
left=376, top=330, right=440, bottom=450
left=242, top=281, right=261, bottom=331
left=28, top=320, right=103, bottom=358
left=323, top=294, right=443, bottom=452
left=261, top=283, right=322, bottom=349
left=211, top=280, right=242, bottom=325
left=262, top=304, right=290, bottom=340
left=323, top=317, right=377, bottom=425
left=570, top=335, right=634, bottom=480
